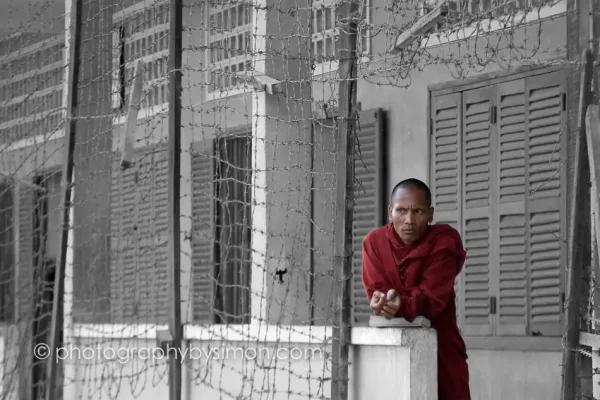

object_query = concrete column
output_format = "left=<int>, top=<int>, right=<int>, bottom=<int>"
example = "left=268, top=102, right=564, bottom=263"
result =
left=250, top=0, right=314, bottom=326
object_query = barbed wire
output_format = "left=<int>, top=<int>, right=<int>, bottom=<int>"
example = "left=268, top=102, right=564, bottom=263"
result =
left=0, top=0, right=588, bottom=398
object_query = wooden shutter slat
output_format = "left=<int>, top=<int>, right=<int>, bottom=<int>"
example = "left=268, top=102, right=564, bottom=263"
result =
left=191, top=140, right=215, bottom=323
left=524, top=70, right=566, bottom=337
left=461, top=86, right=494, bottom=336
left=352, top=108, right=385, bottom=326
left=430, top=92, right=463, bottom=326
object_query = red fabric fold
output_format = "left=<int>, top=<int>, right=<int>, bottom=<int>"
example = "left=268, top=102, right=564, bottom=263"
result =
left=362, top=222, right=471, bottom=400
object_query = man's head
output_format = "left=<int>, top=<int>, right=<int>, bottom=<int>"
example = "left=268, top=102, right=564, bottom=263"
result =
left=388, top=178, right=434, bottom=245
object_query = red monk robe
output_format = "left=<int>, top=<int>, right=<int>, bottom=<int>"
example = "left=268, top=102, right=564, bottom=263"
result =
left=362, top=222, right=470, bottom=400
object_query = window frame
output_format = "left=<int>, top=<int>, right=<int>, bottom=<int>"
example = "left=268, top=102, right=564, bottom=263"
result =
left=189, top=126, right=254, bottom=325
left=427, top=63, right=568, bottom=351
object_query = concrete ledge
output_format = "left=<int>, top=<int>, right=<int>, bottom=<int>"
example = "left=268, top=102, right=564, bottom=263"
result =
left=71, top=323, right=436, bottom=348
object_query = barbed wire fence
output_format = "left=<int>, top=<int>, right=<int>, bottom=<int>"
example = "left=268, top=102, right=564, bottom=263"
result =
left=0, top=0, right=590, bottom=399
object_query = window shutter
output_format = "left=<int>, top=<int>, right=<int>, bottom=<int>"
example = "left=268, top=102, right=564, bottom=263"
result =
left=191, top=140, right=216, bottom=322
left=152, top=147, right=170, bottom=323
left=524, top=71, right=566, bottom=337
left=352, top=108, right=386, bottom=326
left=110, top=147, right=170, bottom=324
left=138, top=147, right=170, bottom=323
left=495, top=78, right=528, bottom=336
left=430, top=92, right=463, bottom=325
left=430, top=93, right=462, bottom=230
left=110, top=156, right=137, bottom=322
left=136, top=152, right=155, bottom=320
left=0, top=184, right=15, bottom=323
left=461, top=86, right=494, bottom=336
left=17, top=182, right=35, bottom=323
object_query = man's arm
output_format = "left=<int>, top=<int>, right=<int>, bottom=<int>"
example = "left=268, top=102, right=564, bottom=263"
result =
left=396, top=250, right=460, bottom=322
left=362, top=236, right=392, bottom=303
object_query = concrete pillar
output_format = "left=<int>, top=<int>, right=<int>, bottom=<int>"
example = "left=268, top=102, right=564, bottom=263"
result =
left=250, top=0, right=314, bottom=326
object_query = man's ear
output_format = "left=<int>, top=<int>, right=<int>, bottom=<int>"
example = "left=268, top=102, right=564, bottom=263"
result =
left=429, top=206, right=434, bottom=223
left=387, top=204, right=393, bottom=221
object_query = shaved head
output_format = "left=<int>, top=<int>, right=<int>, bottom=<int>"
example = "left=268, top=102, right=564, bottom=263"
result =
left=390, top=178, right=432, bottom=208
left=388, top=178, right=434, bottom=245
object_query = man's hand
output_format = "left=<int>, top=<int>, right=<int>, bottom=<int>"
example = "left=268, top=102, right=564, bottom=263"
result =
left=380, top=289, right=401, bottom=319
left=370, top=291, right=386, bottom=316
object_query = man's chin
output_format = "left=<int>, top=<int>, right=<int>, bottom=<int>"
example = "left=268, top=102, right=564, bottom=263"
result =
left=400, top=233, right=421, bottom=245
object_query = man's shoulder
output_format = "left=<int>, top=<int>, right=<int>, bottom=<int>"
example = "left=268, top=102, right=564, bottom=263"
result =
left=363, top=224, right=388, bottom=246
left=424, top=223, right=466, bottom=258
left=428, top=223, right=462, bottom=239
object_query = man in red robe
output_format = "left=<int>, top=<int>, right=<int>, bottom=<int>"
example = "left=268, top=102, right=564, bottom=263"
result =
left=362, top=178, right=471, bottom=400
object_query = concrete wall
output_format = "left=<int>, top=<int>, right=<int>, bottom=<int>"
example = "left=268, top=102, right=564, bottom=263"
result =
left=468, top=349, right=562, bottom=399
left=49, top=326, right=436, bottom=400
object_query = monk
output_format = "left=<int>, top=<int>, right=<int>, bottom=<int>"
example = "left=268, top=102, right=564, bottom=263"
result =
left=361, top=178, right=471, bottom=400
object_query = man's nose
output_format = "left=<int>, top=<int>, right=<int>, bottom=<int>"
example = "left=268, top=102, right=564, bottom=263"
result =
left=405, top=212, right=415, bottom=224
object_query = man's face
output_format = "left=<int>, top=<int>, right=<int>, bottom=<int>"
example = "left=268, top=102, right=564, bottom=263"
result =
left=387, top=187, right=434, bottom=245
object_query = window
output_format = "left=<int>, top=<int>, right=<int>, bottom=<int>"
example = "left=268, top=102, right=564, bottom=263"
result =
left=206, top=0, right=253, bottom=96
left=311, top=0, right=370, bottom=74
left=429, top=68, right=567, bottom=337
left=214, top=136, right=253, bottom=323
left=0, top=34, right=64, bottom=145
left=112, top=1, right=170, bottom=112
left=191, top=134, right=253, bottom=324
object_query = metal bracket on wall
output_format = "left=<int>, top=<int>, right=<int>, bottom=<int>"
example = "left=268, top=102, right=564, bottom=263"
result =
left=236, top=70, right=285, bottom=95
